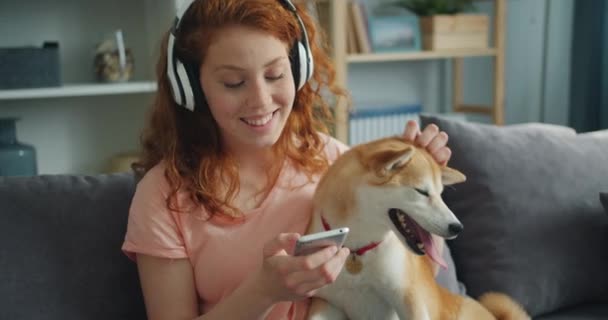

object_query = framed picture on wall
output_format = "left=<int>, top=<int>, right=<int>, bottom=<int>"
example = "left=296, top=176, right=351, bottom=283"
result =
left=368, top=15, right=421, bottom=52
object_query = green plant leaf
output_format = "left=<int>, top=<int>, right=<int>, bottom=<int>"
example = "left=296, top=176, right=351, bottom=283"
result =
left=384, top=0, right=475, bottom=16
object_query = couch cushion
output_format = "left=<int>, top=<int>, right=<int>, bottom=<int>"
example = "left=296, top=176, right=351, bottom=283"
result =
left=0, top=173, right=147, bottom=320
left=534, top=303, right=608, bottom=320
left=435, top=241, right=467, bottom=295
left=420, top=115, right=608, bottom=317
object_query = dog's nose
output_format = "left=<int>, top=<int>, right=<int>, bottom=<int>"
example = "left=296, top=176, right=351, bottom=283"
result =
left=448, top=223, right=464, bottom=236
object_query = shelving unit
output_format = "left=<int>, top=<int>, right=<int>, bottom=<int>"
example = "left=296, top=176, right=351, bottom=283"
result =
left=1, top=0, right=506, bottom=173
left=326, top=0, right=507, bottom=143
left=0, top=81, right=157, bottom=100
left=0, top=0, right=174, bottom=175
left=347, top=48, right=498, bottom=63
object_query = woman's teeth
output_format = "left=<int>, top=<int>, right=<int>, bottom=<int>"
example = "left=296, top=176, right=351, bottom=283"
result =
left=243, top=112, right=273, bottom=126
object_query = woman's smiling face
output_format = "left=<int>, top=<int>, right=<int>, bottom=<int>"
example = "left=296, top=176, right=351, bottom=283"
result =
left=200, top=25, right=296, bottom=152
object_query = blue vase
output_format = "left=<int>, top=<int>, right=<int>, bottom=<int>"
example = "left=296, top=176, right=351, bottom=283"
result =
left=0, top=118, right=37, bottom=176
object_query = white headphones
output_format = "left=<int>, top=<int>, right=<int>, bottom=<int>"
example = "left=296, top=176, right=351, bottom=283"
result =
left=166, top=0, right=314, bottom=112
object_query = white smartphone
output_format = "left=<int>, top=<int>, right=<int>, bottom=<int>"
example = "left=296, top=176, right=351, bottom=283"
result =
left=294, top=227, right=349, bottom=256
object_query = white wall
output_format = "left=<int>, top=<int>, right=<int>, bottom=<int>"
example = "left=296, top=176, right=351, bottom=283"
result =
left=0, top=95, right=151, bottom=174
left=0, top=0, right=159, bottom=83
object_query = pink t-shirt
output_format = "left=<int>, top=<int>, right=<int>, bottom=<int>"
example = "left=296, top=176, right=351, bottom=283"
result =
left=122, top=134, right=348, bottom=319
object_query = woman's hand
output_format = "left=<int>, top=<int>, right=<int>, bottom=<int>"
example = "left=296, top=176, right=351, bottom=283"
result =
left=252, top=233, right=350, bottom=303
left=402, top=120, right=451, bottom=166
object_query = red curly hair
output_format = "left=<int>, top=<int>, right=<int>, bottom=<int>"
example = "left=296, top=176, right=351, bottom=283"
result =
left=134, top=0, right=347, bottom=217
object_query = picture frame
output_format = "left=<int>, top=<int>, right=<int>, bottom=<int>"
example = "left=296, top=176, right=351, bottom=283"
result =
left=368, top=14, right=422, bottom=53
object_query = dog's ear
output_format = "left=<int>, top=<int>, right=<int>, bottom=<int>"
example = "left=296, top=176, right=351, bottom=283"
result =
left=383, top=146, right=415, bottom=173
left=441, top=166, right=466, bottom=185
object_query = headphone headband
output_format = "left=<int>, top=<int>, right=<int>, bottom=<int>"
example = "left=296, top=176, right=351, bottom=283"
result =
left=167, top=0, right=314, bottom=111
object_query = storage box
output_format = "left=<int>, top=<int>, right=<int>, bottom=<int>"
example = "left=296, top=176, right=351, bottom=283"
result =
left=0, top=42, right=61, bottom=89
left=420, top=14, right=489, bottom=50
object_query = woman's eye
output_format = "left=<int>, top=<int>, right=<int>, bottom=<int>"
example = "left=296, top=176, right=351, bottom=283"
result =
left=415, top=188, right=429, bottom=197
left=224, top=81, right=244, bottom=89
left=266, top=73, right=284, bottom=81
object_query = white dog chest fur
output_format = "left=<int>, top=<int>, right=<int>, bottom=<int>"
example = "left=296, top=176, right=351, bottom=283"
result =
left=314, top=234, right=419, bottom=320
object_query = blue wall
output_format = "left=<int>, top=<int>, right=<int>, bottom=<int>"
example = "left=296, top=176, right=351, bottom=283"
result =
left=569, top=0, right=608, bottom=131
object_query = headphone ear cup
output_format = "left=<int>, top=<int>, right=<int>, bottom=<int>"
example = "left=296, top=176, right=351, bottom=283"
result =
left=306, top=43, right=314, bottom=81
left=167, top=34, right=184, bottom=106
left=291, top=41, right=312, bottom=91
left=289, top=42, right=302, bottom=90
left=183, top=62, right=206, bottom=110
left=297, top=42, right=308, bottom=90
left=174, top=60, right=196, bottom=111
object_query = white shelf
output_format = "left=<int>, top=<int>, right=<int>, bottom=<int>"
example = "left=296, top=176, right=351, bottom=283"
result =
left=347, top=48, right=498, bottom=63
left=0, top=81, right=158, bottom=100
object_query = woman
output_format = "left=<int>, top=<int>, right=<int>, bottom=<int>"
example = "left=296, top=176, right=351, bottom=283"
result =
left=122, top=1, right=452, bottom=319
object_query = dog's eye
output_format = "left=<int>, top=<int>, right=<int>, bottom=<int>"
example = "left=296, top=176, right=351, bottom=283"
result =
left=415, top=188, right=429, bottom=197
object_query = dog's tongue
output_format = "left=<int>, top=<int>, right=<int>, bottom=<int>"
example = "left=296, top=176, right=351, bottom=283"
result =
left=420, top=231, right=447, bottom=270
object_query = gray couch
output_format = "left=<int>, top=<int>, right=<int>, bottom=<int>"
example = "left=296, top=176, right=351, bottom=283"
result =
left=1, top=115, right=607, bottom=319
left=0, top=173, right=147, bottom=320
left=419, top=115, right=608, bottom=319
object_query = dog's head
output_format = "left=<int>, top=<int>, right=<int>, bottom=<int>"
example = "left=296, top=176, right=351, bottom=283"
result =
left=317, top=137, right=466, bottom=260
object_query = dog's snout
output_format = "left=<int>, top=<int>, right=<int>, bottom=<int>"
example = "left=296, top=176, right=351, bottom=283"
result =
left=448, top=223, right=464, bottom=236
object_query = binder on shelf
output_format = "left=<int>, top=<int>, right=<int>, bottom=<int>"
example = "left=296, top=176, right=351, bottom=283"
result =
left=349, top=103, right=422, bottom=145
left=348, top=1, right=371, bottom=54
left=306, top=0, right=330, bottom=45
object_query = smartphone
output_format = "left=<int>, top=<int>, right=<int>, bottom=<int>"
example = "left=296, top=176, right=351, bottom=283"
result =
left=294, top=227, right=349, bottom=256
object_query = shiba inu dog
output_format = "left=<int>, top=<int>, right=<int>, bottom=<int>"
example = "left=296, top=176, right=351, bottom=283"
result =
left=306, top=137, right=529, bottom=320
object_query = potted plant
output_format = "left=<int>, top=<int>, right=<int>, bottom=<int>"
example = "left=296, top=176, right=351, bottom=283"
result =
left=388, top=0, right=489, bottom=51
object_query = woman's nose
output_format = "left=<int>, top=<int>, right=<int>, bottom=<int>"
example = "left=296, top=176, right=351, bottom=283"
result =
left=246, top=78, right=272, bottom=109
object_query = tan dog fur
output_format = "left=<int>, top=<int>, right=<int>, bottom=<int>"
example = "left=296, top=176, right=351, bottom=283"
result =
left=306, top=137, right=529, bottom=320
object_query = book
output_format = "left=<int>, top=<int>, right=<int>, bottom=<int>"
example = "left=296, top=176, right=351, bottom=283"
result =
left=349, top=1, right=371, bottom=54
